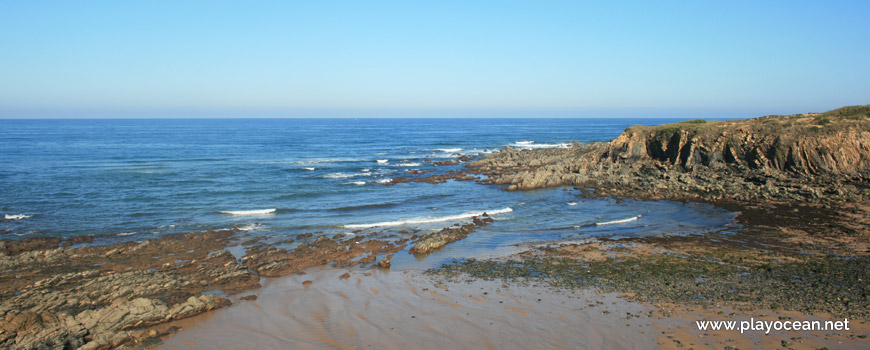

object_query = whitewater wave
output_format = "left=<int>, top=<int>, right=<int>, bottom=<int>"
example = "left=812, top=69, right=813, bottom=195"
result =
left=395, top=162, right=421, bottom=167
left=4, top=214, right=31, bottom=220
left=377, top=178, right=392, bottom=184
left=376, top=159, right=388, bottom=164
left=237, top=223, right=267, bottom=231
left=595, top=215, right=641, bottom=226
left=219, top=209, right=277, bottom=216
left=323, top=172, right=370, bottom=179
left=116, top=231, right=137, bottom=236
left=510, top=141, right=572, bottom=149
left=343, top=181, right=366, bottom=186
left=296, top=158, right=365, bottom=165
left=567, top=202, right=577, bottom=206
left=303, top=167, right=315, bottom=171
left=433, top=148, right=462, bottom=153
left=344, top=207, right=513, bottom=229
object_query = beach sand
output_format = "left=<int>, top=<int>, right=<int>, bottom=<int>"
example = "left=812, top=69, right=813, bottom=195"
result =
left=156, top=264, right=869, bottom=350
left=158, top=267, right=657, bottom=349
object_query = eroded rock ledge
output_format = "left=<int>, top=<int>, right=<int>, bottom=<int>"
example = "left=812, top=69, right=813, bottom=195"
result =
left=410, top=215, right=494, bottom=255
left=467, top=106, right=870, bottom=204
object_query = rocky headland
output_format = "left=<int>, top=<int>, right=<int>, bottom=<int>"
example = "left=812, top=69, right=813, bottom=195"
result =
left=468, top=105, right=870, bottom=205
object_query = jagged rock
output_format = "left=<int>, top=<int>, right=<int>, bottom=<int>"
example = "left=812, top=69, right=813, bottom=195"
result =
left=377, top=255, right=393, bottom=269
left=387, top=171, right=477, bottom=185
left=409, top=215, right=494, bottom=255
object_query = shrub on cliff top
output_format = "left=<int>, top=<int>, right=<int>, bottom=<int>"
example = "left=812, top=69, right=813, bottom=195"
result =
left=820, top=105, right=870, bottom=120
left=679, top=119, right=707, bottom=124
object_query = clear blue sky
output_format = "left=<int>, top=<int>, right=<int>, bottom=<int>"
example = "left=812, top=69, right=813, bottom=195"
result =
left=1, top=1, right=868, bottom=118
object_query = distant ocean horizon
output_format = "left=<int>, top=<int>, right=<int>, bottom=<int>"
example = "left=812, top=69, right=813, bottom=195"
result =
left=0, top=118, right=737, bottom=264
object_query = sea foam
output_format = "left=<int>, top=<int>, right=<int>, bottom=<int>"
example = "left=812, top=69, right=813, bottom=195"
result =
left=219, top=209, right=277, bottom=216
left=4, top=214, right=31, bottom=220
left=344, top=207, right=513, bottom=229
left=323, top=172, right=369, bottom=179
left=510, top=141, right=572, bottom=149
left=595, top=215, right=641, bottom=226
left=296, top=158, right=364, bottom=165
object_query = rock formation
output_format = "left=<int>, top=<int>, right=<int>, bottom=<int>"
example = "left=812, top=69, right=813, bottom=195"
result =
left=409, top=215, right=494, bottom=255
left=468, top=106, right=870, bottom=204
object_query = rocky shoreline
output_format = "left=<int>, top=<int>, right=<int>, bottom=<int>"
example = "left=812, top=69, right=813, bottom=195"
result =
left=0, top=213, right=496, bottom=349
left=3, top=106, right=868, bottom=349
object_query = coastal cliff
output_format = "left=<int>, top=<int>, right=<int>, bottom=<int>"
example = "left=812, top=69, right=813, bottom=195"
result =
left=468, top=105, right=870, bottom=204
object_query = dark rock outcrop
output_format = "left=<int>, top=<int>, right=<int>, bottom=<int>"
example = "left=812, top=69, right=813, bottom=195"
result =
left=0, top=230, right=251, bottom=350
left=242, top=237, right=406, bottom=277
left=387, top=171, right=477, bottom=185
left=409, top=215, right=494, bottom=255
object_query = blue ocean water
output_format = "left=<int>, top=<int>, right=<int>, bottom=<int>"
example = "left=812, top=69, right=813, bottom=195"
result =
left=0, top=118, right=737, bottom=261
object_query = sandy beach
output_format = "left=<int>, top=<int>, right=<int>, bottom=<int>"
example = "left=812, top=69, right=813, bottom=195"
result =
left=158, top=266, right=869, bottom=350
left=158, top=267, right=654, bottom=349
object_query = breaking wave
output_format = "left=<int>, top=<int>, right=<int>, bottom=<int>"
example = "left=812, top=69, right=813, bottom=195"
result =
left=219, top=209, right=277, bottom=216
left=344, top=207, right=513, bottom=229
left=510, top=141, right=572, bottom=149
left=595, top=215, right=641, bottom=226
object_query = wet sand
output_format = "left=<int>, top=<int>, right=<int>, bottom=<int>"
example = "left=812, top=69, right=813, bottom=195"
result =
left=158, top=266, right=870, bottom=349
left=158, top=268, right=657, bottom=349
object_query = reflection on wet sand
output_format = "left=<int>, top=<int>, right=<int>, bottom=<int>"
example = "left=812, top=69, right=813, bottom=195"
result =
left=158, top=268, right=656, bottom=349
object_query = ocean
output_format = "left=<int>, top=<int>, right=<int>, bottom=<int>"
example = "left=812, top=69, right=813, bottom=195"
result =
left=0, top=118, right=737, bottom=265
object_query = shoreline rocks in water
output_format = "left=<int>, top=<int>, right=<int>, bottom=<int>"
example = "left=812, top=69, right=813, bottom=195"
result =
left=409, top=215, right=494, bottom=255
left=241, top=236, right=408, bottom=277
left=387, top=171, right=478, bottom=185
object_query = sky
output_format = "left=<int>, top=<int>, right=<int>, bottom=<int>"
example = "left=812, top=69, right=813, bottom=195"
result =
left=1, top=1, right=868, bottom=118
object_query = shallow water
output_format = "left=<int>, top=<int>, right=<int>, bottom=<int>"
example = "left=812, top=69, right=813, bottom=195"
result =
left=0, top=118, right=738, bottom=257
